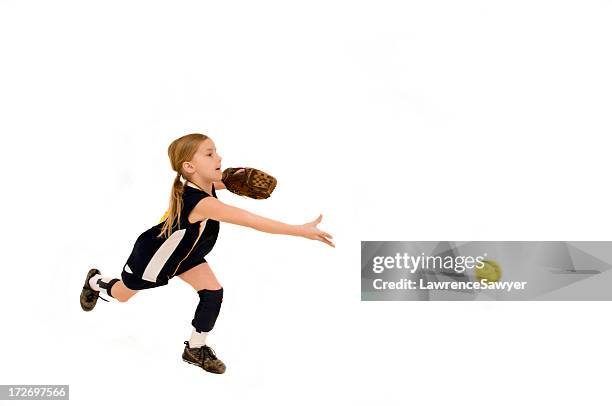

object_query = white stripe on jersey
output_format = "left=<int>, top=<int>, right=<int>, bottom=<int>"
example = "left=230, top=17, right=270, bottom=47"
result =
left=142, top=229, right=187, bottom=282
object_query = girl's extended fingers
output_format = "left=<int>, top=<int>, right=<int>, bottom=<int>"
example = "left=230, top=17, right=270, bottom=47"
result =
left=316, top=228, right=333, bottom=240
left=316, top=235, right=335, bottom=248
left=314, top=226, right=333, bottom=239
left=319, top=232, right=333, bottom=241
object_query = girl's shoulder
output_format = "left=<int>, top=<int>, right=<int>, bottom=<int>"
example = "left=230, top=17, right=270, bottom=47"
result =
left=181, top=183, right=218, bottom=221
left=183, top=182, right=217, bottom=201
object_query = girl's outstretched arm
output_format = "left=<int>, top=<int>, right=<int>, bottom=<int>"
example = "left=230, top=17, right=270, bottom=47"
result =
left=191, top=198, right=334, bottom=247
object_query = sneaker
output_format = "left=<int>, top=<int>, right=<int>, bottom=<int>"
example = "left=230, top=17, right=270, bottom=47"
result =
left=182, top=341, right=226, bottom=374
left=80, top=268, right=109, bottom=311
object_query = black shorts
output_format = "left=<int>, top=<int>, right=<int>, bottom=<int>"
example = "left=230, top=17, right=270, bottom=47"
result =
left=121, top=257, right=208, bottom=291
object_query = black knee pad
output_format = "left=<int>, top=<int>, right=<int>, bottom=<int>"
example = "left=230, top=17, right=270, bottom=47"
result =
left=192, top=287, right=223, bottom=333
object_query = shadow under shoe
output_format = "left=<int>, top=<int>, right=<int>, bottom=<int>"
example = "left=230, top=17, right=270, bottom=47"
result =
left=182, top=341, right=226, bottom=374
left=80, top=268, right=109, bottom=312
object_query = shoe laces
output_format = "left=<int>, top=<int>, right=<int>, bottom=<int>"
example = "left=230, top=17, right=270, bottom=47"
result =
left=202, top=345, right=218, bottom=360
left=183, top=342, right=218, bottom=361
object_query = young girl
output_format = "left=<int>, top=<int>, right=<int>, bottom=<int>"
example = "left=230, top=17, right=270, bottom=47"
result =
left=79, top=133, right=334, bottom=374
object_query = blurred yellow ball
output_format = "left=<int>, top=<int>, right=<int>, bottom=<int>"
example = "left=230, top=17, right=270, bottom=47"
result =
left=475, top=259, right=502, bottom=282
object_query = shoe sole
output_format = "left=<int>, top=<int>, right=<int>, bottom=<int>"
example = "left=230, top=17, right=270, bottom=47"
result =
left=182, top=357, right=226, bottom=374
left=80, top=268, right=101, bottom=312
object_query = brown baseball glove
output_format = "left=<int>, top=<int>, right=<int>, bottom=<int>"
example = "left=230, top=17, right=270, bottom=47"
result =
left=221, top=167, right=277, bottom=199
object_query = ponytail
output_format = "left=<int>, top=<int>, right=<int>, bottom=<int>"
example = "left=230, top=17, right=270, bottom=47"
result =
left=157, top=172, right=185, bottom=239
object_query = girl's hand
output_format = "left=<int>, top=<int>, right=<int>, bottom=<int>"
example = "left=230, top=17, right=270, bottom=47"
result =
left=298, top=214, right=335, bottom=248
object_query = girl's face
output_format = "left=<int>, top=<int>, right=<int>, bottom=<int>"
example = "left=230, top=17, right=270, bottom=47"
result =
left=183, top=138, right=223, bottom=182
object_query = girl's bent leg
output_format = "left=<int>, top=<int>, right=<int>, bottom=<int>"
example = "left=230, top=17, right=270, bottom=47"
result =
left=178, top=262, right=222, bottom=291
left=177, top=265, right=227, bottom=372
left=178, top=263, right=224, bottom=353
left=109, top=281, right=138, bottom=302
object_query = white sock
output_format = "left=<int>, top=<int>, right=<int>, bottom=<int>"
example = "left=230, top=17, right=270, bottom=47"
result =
left=189, top=328, right=208, bottom=348
left=89, top=274, right=116, bottom=299
left=89, top=274, right=103, bottom=291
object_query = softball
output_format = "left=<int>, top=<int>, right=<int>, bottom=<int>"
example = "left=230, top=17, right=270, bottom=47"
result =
left=475, top=259, right=502, bottom=282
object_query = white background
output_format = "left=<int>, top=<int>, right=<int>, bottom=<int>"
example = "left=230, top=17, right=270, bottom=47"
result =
left=1, top=0, right=611, bottom=404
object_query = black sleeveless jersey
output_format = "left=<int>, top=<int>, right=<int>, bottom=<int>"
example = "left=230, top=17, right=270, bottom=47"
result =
left=123, top=181, right=220, bottom=285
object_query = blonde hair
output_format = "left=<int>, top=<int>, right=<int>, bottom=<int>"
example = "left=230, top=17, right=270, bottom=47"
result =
left=157, top=133, right=209, bottom=239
